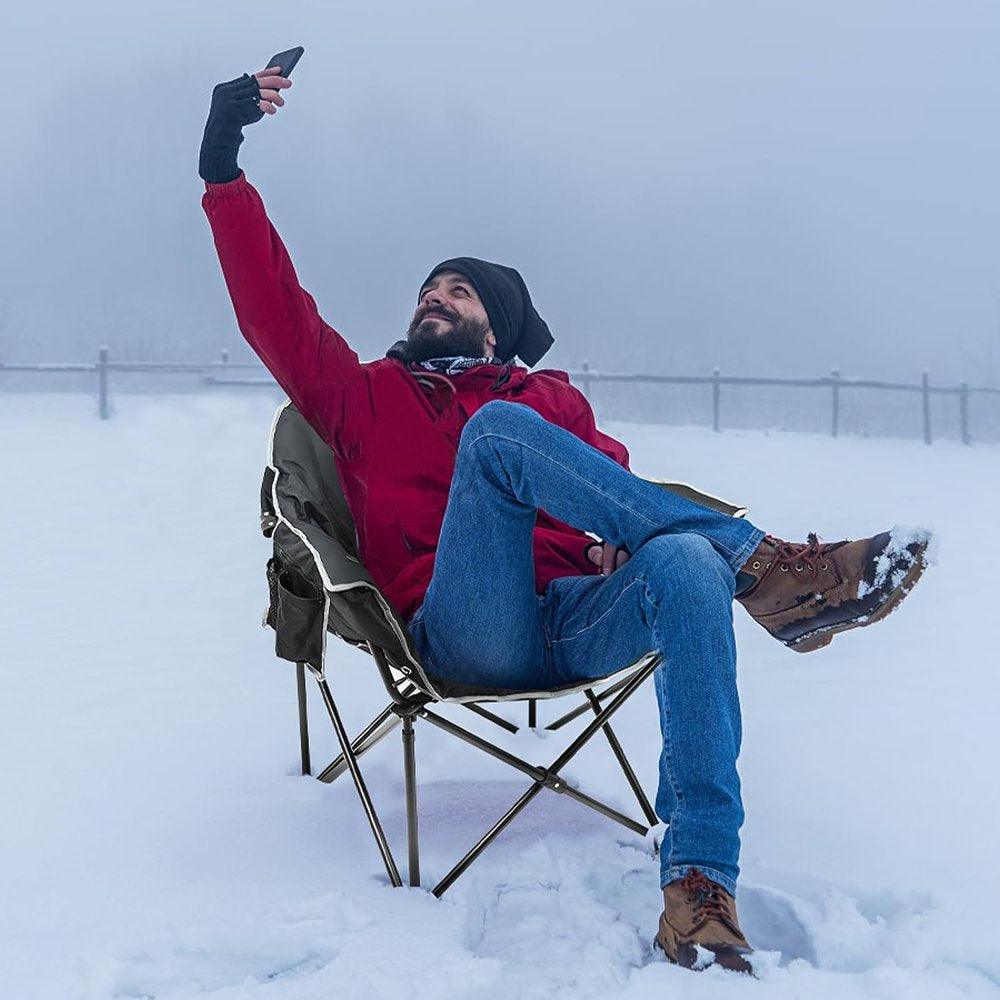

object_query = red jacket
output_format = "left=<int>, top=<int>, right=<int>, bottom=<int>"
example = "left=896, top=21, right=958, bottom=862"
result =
left=202, top=172, right=631, bottom=623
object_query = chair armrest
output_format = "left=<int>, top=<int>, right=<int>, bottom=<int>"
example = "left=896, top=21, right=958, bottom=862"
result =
left=637, top=475, right=749, bottom=519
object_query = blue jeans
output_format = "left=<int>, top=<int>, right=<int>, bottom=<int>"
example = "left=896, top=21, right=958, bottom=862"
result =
left=406, top=400, right=766, bottom=894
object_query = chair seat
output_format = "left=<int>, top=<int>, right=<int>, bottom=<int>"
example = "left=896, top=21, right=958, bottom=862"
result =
left=417, top=649, right=659, bottom=703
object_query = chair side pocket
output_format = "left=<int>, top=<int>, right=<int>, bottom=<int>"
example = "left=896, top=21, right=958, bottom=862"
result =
left=265, top=557, right=325, bottom=667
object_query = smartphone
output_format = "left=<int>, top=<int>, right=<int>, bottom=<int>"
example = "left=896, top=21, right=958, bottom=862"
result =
left=265, top=46, right=304, bottom=78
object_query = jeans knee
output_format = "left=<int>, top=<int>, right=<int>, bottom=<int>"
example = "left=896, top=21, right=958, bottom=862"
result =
left=642, top=533, right=735, bottom=600
left=461, top=399, right=531, bottom=443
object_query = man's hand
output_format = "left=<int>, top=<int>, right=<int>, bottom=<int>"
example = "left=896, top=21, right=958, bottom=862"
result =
left=252, top=65, right=293, bottom=115
left=199, top=65, right=295, bottom=183
left=586, top=540, right=631, bottom=576
left=207, top=65, right=294, bottom=127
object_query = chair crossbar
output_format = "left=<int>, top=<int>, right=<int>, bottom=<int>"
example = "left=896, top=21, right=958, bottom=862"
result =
left=544, top=672, right=633, bottom=731
left=317, top=705, right=400, bottom=783
left=462, top=702, right=520, bottom=734
left=419, top=708, right=646, bottom=834
left=316, top=700, right=520, bottom=783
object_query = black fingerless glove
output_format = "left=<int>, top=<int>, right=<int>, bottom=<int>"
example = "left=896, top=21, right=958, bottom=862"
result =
left=198, top=73, right=266, bottom=183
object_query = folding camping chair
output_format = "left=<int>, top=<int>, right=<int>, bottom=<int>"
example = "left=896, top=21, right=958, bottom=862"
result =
left=260, top=400, right=748, bottom=897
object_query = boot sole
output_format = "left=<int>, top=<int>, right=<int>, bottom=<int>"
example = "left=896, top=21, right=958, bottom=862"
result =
left=652, top=933, right=755, bottom=976
left=786, top=543, right=928, bottom=653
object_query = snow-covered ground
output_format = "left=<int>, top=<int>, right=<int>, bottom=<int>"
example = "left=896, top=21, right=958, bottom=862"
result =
left=2, top=391, right=997, bottom=999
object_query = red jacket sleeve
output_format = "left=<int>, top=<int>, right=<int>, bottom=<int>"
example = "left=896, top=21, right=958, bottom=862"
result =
left=201, top=171, right=363, bottom=443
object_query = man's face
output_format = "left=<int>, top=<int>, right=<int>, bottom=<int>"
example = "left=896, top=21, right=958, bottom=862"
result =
left=405, top=271, right=497, bottom=362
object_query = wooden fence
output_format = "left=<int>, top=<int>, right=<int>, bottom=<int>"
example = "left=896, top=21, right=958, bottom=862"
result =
left=572, top=361, right=999, bottom=446
left=2, top=346, right=998, bottom=445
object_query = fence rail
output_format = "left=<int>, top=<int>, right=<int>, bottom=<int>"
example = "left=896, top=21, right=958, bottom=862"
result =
left=570, top=361, right=999, bottom=445
left=2, top=346, right=998, bottom=444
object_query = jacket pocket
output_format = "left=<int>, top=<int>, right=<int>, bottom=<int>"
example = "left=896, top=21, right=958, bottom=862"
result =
left=265, top=557, right=326, bottom=667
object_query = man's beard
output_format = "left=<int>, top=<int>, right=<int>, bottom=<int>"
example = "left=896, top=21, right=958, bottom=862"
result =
left=404, top=310, right=493, bottom=362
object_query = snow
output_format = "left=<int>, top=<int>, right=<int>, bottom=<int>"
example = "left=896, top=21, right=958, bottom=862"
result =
left=856, top=525, right=937, bottom=600
left=2, top=391, right=998, bottom=999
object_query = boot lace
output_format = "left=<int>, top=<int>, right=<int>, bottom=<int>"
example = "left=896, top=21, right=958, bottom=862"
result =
left=678, top=868, right=737, bottom=929
left=761, top=531, right=843, bottom=580
left=764, top=531, right=828, bottom=576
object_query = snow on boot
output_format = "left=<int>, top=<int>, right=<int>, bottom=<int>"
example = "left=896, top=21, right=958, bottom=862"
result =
left=736, top=526, right=931, bottom=652
left=654, top=868, right=754, bottom=975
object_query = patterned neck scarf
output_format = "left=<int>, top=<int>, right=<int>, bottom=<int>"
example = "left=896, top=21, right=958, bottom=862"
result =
left=413, top=355, right=504, bottom=376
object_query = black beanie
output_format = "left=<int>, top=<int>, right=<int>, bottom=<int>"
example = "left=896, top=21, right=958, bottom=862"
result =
left=385, top=257, right=554, bottom=367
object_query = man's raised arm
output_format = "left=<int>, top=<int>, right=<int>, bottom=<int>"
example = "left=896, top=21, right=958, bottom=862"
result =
left=199, top=64, right=362, bottom=441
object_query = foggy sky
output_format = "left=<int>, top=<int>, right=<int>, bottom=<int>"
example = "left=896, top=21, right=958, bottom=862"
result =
left=4, top=0, right=1000, bottom=386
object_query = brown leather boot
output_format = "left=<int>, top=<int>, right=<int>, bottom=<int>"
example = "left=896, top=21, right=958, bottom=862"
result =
left=655, top=868, right=754, bottom=974
left=737, top=527, right=930, bottom=652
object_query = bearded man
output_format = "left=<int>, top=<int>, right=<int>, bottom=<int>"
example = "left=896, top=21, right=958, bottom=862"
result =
left=199, top=65, right=929, bottom=975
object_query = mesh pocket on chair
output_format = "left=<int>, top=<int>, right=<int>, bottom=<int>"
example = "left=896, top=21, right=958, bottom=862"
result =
left=265, top=557, right=325, bottom=667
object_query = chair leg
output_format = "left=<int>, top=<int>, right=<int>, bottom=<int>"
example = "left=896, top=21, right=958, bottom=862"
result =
left=528, top=698, right=537, bottom=729
left=584, top=689, right=658, bottom=826
left=296, top=661, right=311, bottom=776
left=402, top=715, right=420, bottom=887
left=314, top=676, right=403, bottom=888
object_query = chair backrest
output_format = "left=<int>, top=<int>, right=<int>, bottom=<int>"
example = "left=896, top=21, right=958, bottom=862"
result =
left=261, top=401, right=438, bottom=699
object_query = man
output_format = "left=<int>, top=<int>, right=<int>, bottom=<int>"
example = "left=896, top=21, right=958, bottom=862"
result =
left=199, top=65, right=929, bottom=975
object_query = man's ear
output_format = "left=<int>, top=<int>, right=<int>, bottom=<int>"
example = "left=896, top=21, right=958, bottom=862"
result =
left=486, top=328, right=497, bottom=351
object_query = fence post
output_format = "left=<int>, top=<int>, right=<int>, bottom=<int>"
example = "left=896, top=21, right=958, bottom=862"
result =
left=581, top=359, right=592, bottom=399
left=922, top=370, right=932, bottom=445
left=712, top=367, right=721, bottom=432
left=98, top=345, right=110, bottom=420
left=959, top=381, right=970, bottom=445
left=830, top=368, right=841, bottom=438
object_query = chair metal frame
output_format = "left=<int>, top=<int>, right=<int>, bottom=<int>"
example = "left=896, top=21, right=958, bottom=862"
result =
left=291, top=644, right=662, bottom=897
left=262, top=399, right=748, bottom=897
